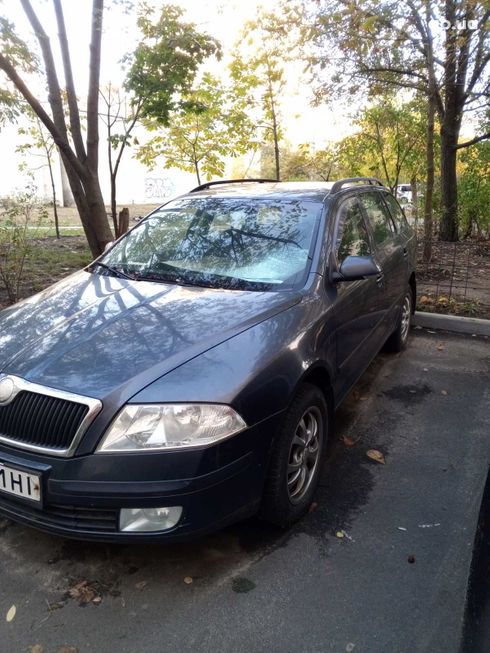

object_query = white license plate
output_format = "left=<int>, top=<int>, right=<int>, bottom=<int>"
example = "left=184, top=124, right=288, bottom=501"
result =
left=0, top=462, right=41, bottom=502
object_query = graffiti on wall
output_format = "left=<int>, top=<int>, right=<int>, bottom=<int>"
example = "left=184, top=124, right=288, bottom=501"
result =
left=144, top=177, right=176, bottom=199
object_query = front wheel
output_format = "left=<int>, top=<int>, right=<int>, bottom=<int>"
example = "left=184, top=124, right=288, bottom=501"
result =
left=259, top=384, right=328, bottom=527
left=384, top=288, right=413, bottom=352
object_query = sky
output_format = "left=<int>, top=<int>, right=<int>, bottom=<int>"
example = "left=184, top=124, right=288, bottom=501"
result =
left=0, top=0, right=352, bottom=201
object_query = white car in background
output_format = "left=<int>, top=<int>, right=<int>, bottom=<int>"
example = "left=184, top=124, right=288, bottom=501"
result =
left=396, top=184, right=412, bottom=204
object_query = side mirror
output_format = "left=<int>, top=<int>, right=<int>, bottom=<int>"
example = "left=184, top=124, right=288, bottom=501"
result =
left=331, top=255, right=380, bottom=282
left=104, top=241, right=114, bottom=252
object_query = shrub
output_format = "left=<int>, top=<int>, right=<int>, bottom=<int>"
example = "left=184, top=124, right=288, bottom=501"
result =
left=0, top=190, right=48, bottom=304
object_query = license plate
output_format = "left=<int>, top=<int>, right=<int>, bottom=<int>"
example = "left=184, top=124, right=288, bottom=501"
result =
left=0, top=462, right=41, bottom=502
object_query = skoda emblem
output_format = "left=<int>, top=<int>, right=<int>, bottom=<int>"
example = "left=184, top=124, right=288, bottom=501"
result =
left=0, top=377, right=15, bottom=404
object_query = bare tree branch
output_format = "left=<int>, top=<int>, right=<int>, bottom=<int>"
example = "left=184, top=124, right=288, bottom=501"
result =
left=455, top=132, right=490, bottom=149
left=20, top=0, right=68, bottom=141
left=52, top=0, right=87, bottom=161
left=86, top=0, right=103, bottom=170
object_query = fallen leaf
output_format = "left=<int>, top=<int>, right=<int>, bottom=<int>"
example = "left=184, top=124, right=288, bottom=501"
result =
left=183, top=576, right=193, bottom=585
left=68, top=580, right=100, bottom=605
left=342, top=435, right=356, bottom=447
left=6, top=605, right=16, bottom=622
left=419, top=295, right=430, bottom=305
left=366, top=449, right=386, bottom=464
left=441, top=390, right=448, bottom=396
left=437, top=344, right=444, bottom=351
left=359, top=396, right=368, bottom=401
left=397, top=527, right=407, bottom=532
left=29, top=646, right=44, bottom=653
left=423, top=368, right=429, bottom=372
left=92, top=596, right=102, bottom=605
left=135, top=581, right=147, bottom=591
left=336, top=531, right=344, bottom=538
left=56, top=648, right=78, bottom=653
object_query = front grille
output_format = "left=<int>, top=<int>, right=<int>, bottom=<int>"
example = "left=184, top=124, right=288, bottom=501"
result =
left=0, top=496, right=118, bottom=532
left=0, top=391, right=89, bottom=451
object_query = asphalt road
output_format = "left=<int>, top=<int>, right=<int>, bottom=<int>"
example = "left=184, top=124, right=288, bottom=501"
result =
left=0, top=329, right=488, bottom=653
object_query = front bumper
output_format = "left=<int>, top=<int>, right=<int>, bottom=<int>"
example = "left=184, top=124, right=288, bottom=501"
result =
left=0, top=415, right=281, bottom=542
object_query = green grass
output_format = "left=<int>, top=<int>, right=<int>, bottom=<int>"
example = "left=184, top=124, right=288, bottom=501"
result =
left=0, top=236, right=92, bottom=306
left=30, top=227, right=86, bottom=237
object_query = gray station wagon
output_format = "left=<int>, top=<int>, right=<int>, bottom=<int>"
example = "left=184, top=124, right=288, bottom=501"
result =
left=0, top=178, right=416, bottom=541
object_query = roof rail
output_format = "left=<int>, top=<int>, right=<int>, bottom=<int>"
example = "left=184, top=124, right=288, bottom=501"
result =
left=189, top=178, right=279, bottom=193
left=330, top=177, right=386, bottom=194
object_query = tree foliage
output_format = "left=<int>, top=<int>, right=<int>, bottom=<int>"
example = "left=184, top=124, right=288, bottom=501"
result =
left=345, top=98, right=428, bottom=191
left=458, top=141, right=490, bottom=236
left=230, top=10, right=296, bottom=180
left=137, top=73, right=256, bottom=184
left=303, top=0, right=490, bottom=241
left=125, top=3, right=221, bottom=126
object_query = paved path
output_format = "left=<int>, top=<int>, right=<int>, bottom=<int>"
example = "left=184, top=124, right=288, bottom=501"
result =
left=0, top=329, right=488, bottom=653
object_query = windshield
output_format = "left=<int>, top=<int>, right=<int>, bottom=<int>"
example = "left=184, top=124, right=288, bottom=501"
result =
left=96, top=197, right=321, bottom=291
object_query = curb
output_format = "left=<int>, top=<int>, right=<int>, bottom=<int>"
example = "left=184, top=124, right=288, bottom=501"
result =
left=413, top=311, right=490, bottom=337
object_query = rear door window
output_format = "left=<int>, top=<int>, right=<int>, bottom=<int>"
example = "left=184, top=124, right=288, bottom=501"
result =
left=382, top=192, right=410, bottom=233
left=359, top=191, right=396, bottom=246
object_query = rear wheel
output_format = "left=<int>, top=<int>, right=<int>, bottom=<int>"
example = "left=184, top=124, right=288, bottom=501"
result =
left=259, top=384, right=328, bottom=527
left=385, top=287, right=413, bottom=352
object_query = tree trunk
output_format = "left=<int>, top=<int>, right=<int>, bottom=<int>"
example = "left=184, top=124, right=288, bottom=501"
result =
left=118, top=207, right=129, bottom=237
left=194, top=160, right=201, bottom=185
left=59, top=157, right=75, bottom=207
left=272, top=122, right=280, bottom=181
left=463, top=210, right=474, bottom=239
left=110, top=173, right=118, bottom=236
left=410, top=175, right=418, bottom=227
left=423, top=92, right=435, bottom=263
left=60, top=153, right=112, bottom=256
left=439, top=126, right=459, bottom=241
left=0, top=1, right=112, bottom=259
left=46, top=151, right=60, bottom=239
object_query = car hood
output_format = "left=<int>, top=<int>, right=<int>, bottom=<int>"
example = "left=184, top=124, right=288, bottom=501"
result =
left=0, top=271, right=300, bottom=399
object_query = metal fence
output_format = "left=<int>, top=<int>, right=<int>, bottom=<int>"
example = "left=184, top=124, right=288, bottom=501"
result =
left=416, top=238, right=490, bottom=318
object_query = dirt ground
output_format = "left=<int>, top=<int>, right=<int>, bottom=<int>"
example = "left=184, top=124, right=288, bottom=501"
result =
left=50, top=204, right=161, bottom=227
left=416, top=239, right=490, bottom=319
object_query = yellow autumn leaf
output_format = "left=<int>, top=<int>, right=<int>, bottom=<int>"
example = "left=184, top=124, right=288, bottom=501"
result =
left=6, top=605, right=16, bottom=622
left=366, top=449, right=385, bottom=464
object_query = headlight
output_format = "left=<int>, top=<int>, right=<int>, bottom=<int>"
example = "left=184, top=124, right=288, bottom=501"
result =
left=96, top=404, right=247, bottom=453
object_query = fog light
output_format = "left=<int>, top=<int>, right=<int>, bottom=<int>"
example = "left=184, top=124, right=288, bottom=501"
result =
left=119, top=506, right=182, bottom=532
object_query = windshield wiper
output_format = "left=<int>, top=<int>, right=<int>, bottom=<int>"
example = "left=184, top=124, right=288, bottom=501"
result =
left=90, top=261, right=135, bottom=280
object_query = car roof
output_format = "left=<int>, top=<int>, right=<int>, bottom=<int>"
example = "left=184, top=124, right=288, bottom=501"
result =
left=181, top=181, right=336, bottom=203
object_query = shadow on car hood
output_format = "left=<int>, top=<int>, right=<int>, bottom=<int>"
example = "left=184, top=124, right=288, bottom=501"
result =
left=0, top=271, right=300, bottom=398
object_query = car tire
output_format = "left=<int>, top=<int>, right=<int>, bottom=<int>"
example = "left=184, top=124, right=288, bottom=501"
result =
left=384, top=287, right=413, bottom=353
left=259, top=383, right=328, bottom=527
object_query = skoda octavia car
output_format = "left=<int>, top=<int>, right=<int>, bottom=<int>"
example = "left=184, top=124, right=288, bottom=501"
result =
left=0, top=178, right=416, bottom=541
